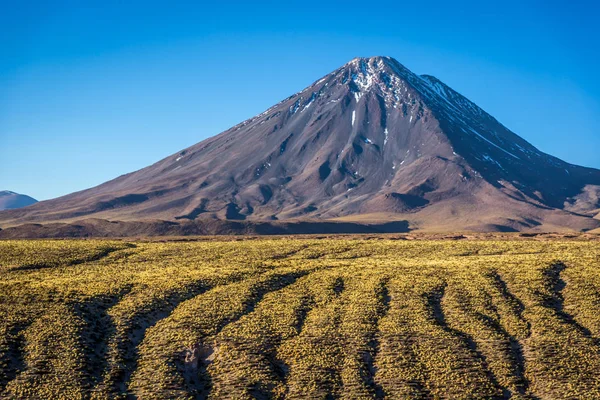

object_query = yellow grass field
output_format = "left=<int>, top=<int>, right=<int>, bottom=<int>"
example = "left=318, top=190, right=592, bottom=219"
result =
left=1, top=237, right=600, bottom=399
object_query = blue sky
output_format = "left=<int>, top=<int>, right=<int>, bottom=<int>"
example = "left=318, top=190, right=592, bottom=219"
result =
left=1, top=1, right=599, bottom=200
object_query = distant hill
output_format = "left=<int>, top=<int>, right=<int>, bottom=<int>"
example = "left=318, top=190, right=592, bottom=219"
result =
left=1, top=56, right=599, bottom=233
left=0, top=191, right=37, bottom=211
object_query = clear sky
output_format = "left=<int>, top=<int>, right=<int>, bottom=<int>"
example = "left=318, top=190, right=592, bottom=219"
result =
left=1, top=1, right=599, bottom=200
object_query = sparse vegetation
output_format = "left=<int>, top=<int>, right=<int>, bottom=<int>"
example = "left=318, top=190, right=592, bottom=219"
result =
left=1, top=237, right=599, bottom=399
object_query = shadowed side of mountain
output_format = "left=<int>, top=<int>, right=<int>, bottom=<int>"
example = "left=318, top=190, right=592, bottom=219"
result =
left=0, top=218, right=411, bottom=238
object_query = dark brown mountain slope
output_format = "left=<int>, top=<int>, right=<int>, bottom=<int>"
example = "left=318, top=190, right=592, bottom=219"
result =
left=1, top=56, right=599, bottom=233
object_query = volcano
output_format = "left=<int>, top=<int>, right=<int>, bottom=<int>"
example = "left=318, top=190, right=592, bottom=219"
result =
left=2, top=56, right=599, bottom=233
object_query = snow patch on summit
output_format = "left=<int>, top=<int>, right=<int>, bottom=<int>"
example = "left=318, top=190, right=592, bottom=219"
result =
left=343, top=57, right=411, bottom=110
left=350, top=59, right=376, bottom=92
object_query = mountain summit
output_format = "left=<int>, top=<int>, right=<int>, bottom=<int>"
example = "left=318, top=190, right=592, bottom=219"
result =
left=2, top=56, right=599, bottom=232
